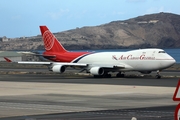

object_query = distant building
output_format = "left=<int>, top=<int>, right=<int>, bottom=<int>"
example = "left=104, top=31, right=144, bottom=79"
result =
left=18, top=52, right=42, bottom=61
left=0, top=51, right=43, bottom=62
left=2, top=36, right=9, bottom=42
left=149, top=20, right=159, bottom=23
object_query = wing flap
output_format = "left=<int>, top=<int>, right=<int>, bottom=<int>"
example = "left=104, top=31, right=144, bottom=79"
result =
left=4, top=57, right=12, bottom=62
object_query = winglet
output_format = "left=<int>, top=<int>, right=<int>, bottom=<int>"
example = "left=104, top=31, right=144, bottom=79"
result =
left=4, top=57, right=12, bottom=62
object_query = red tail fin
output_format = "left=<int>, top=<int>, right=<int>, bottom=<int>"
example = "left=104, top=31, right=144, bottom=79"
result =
left=39, top=26, right=67, bottom=53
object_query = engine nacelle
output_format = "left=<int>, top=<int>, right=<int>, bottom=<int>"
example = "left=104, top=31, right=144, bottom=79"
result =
left=52, top=65, right=66, bottom=73
left=90, top=67, right=104, bottom=75
left=139, top=71, right=152, bottom=74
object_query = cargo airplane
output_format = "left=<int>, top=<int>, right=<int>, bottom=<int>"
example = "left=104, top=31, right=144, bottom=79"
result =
left=4, top=26, right=176, bottom=79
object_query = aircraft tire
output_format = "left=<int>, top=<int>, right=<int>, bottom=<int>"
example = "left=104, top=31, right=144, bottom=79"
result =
left=94, top=74, right=111, bottom=78
left=105, top=74, right=111, bottom=78
left=116, top=73, right=125, bottom=78
left=94, top=75, right=102, bottom=78
left=156, top=75, right=161, bottom=79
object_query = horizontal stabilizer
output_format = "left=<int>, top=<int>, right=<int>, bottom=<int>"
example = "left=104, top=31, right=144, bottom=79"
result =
left=4, top=57, right=12, bottom=62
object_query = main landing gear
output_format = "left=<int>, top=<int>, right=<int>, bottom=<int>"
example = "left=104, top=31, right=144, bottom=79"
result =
left=93, top=72, right=125, bottom=78
left=156, top=70, right=161, bottom=79
left=116, top=72, right=125, bottom=78
left=93, top=72, right=111, bottom=78
left=93, top=71, right=162, bottom=79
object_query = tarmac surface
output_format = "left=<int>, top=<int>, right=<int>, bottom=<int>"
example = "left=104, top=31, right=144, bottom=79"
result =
left=0, top=70, right=179, bottom=120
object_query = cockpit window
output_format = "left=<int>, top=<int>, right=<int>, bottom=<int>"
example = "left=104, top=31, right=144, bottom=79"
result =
left=158, top=51, right=166, bottom=53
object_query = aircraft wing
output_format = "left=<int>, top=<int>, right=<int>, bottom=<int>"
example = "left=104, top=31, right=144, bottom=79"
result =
left=4, top=57, right=125, bottom=69
left=17, top=62, right=125, bottom=68
left=89, top=63, right=125, bottom=69
left=18, top=61, right=51, bottom=65
left=18, top=61, right=87, bottom=67
left=4, top=57, right=87, bottom=67
left=6, top=57, right=127, bottom=68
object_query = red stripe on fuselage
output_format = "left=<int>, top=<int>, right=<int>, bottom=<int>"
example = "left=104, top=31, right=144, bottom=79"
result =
left=43, top=51, right=89, bottom=62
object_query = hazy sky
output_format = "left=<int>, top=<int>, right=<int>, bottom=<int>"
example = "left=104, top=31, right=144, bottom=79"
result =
left=0, top=0, right=180, bottom=38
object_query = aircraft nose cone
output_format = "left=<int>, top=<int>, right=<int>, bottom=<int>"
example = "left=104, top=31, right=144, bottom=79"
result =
left=167, top=58, right=176, bottom=67
left=160, top=58, right=176, bottom=69
left=171, top=58, right=176, bottom=65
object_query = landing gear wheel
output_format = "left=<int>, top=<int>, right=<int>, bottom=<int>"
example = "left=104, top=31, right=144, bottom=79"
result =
left=105, top=74, right=111, bottom=78
left=156, top=70, right=161, bottom=79
left=94, top=74, right=111, bottom=78
left=94, top=75, right=102, bottom=78
left=156, top=75, right=161, bottom=79
left=116, top=72, right=125, bottom=78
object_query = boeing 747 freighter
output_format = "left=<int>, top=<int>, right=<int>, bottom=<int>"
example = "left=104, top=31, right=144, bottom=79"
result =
left=4, top=26, right=176, bottom=78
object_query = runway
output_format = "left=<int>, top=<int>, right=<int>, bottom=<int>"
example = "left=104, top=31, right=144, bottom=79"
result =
left=0, top=72, right=179, bottom=120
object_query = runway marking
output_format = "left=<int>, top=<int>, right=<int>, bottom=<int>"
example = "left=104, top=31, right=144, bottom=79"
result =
left=82, top=109, right=174, bottom=118
left=2, top=102, right=173, bottom=118
left=0, top=102, right=105, bottom=112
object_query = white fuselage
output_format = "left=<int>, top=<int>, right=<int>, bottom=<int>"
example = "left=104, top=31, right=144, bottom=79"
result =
left=75, top=48, right=176, bottom=72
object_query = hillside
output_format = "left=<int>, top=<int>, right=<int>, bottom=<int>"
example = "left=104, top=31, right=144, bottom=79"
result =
left=1, top=12, right=180, bottom=50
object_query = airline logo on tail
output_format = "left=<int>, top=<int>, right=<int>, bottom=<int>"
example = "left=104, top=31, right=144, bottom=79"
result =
left=43, top=30, right=55, bottom=51
left=40, top=26, right=67, bottom=53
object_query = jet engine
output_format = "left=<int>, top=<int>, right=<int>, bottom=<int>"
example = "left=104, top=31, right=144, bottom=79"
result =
left=52, top=65, right=66, bottom=73
left=90, top=67, right=104, bottom=75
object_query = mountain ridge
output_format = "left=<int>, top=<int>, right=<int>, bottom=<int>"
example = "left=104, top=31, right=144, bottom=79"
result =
left=1, top=12, right=180, bottom=50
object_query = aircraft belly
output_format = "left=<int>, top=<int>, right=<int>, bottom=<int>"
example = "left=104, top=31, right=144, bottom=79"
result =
left=130, top=60, right=161, bottom=71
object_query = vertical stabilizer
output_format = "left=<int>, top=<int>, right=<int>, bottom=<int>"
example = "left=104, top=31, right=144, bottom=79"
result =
left=40, top=26, right=67, bottom=53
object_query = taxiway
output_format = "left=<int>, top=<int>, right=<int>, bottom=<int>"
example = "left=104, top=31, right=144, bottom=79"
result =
left=0, top=72, right=178, bottom=120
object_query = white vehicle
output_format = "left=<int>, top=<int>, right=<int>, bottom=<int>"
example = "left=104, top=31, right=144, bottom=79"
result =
left=4, top=26, right=176, bottom=78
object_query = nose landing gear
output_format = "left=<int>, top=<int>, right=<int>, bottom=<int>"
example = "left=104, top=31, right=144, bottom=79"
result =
left=156, top=70, right=161, bottom=79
